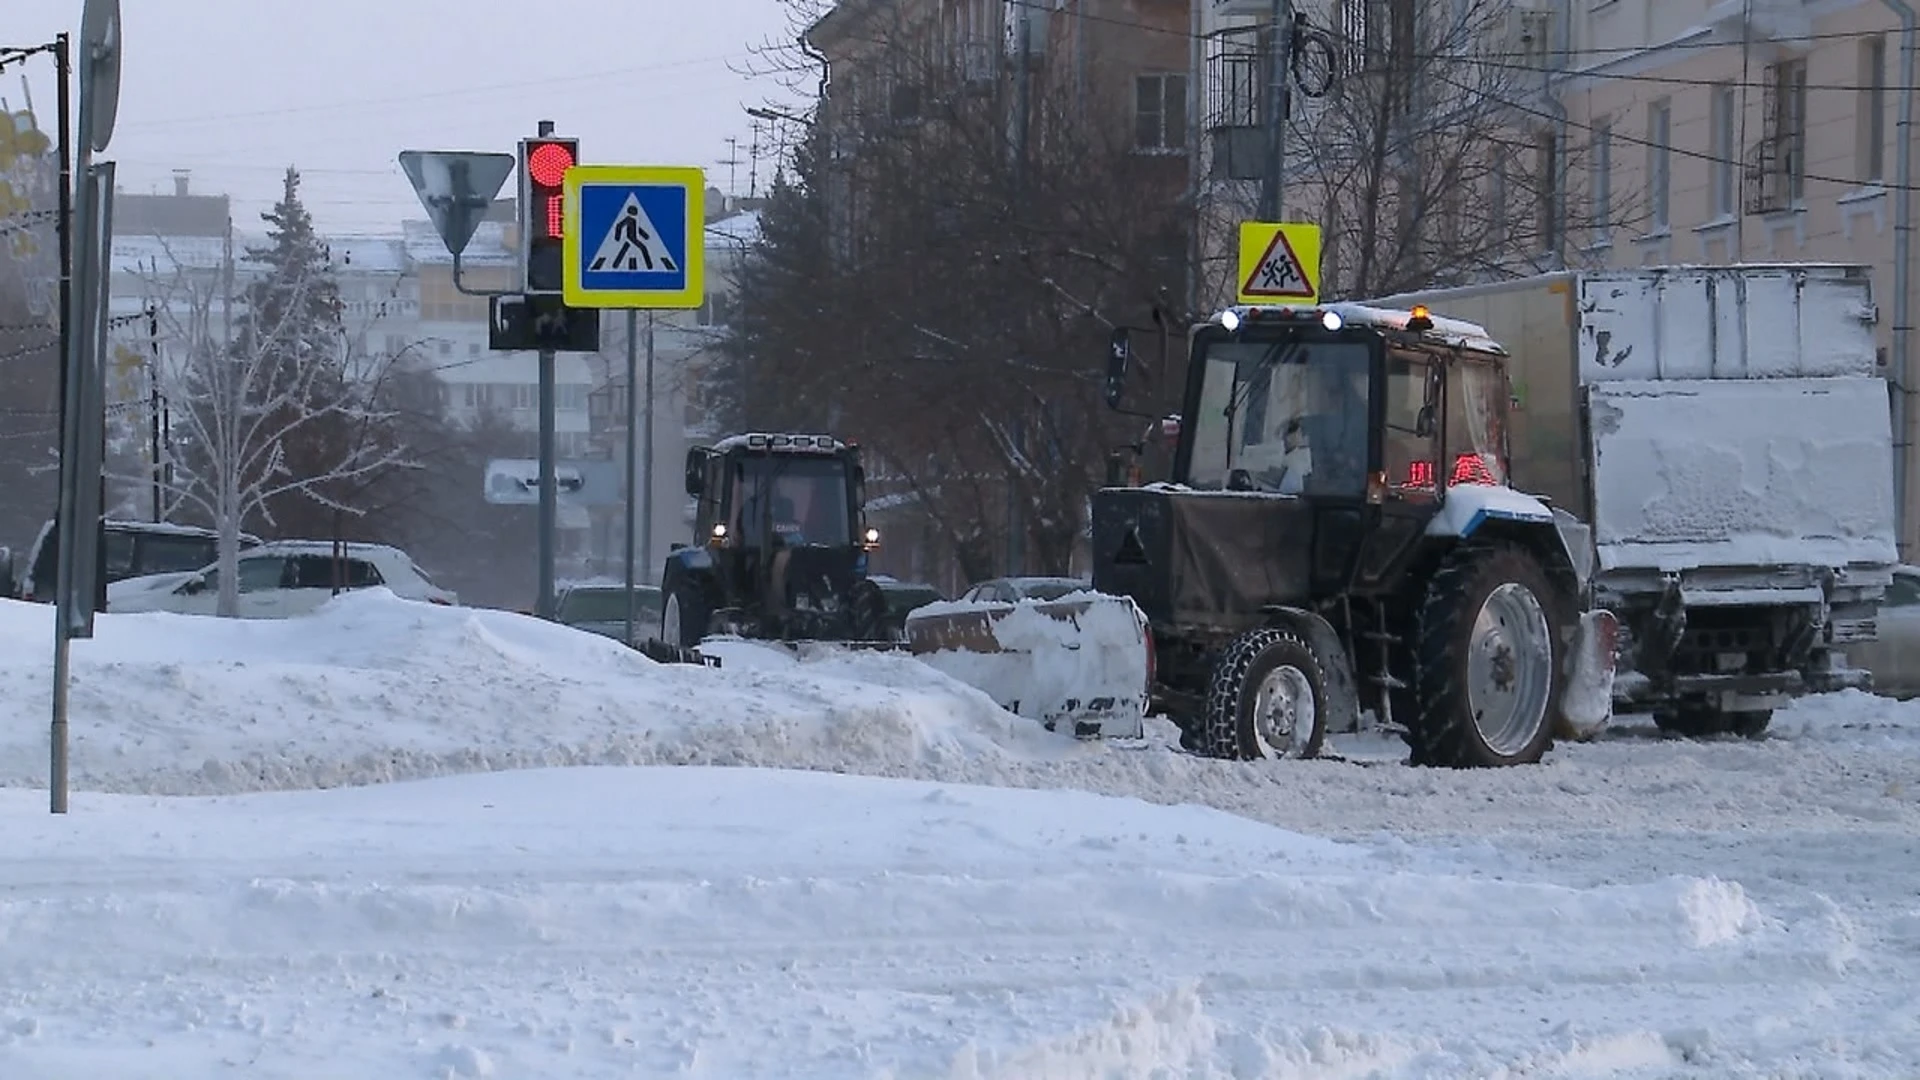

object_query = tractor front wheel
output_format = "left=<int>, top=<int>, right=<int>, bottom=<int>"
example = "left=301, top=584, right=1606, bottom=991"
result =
left=1198, top=628, right=1330, bottom=760
left=1409, top=541, right=1570, bottom=768
left=661, top=576, right=712, bottom=650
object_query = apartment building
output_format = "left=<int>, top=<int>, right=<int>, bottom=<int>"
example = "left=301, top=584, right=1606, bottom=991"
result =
left=1556, top=0, right=1918, bottom=547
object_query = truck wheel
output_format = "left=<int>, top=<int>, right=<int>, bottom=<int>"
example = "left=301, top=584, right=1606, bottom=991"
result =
left=661, top=577, right=711, bottom=649
left=1199, top=628, right=1330, bottom=760
left=1410, top=541, right=1571, bottom=768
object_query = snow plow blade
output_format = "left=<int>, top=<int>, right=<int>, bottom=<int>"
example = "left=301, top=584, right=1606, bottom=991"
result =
left=635, top=638, right=723, bottom=668
left=903, top=592, right=1151, bottom=739
left=1556, top=608, right=1619, bottom=741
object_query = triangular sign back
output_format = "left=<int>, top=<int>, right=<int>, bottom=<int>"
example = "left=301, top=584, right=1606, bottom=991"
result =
left=398, top=150, right=517, bottom=258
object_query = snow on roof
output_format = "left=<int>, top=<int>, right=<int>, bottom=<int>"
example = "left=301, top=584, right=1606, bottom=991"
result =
left=329, top=234, right=409, bottom=274
left=402, top=219, right=518, bottom=266
left=706, top=210, right=761, bottom=248
left=1209, top=302, right=1507, bottom=355
left=109, top=233, right=263, bottom=275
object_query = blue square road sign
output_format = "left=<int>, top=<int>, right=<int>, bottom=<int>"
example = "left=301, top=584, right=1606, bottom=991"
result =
left=562, top=165, right=706, bottom=309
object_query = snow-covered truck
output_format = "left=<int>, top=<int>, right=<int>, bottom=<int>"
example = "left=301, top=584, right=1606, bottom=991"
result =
left=1368, top=264, right=1898, bottom=737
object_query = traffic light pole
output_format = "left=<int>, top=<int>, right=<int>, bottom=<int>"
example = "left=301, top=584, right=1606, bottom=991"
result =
left=537, top=346, right=557, bottom=620
left=533, top=119, right=560, bottom=622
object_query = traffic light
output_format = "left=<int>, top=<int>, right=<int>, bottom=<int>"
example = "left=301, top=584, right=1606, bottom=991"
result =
left=518, top=135, right=577, bottom=294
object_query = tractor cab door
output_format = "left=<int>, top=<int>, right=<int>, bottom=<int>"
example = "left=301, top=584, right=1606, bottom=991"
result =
left=1329, top=347, right=1445, bottom=593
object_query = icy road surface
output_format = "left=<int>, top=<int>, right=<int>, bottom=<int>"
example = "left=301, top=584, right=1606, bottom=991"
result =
left=1, top=593, right=1917, bottom=1075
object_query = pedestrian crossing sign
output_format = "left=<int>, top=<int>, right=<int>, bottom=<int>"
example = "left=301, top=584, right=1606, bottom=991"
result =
left=1236, top=221, right=1322, bottom=305
left=562, top=164, right=706, bottom=309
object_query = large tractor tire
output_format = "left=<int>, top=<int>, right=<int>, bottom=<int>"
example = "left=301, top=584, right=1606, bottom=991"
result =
left=1198, top=627, right=1330, bottom=760
left=1408, top=541, right=1572, bottom=768
left=661, top=575, right=712, bottom=650
left=848, top=578, right=895, bottom=642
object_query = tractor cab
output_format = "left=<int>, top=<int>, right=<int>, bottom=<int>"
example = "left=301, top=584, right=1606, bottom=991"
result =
left=1168, top=302, right=1513, bottom=506
left=663, top=433, right=891, bottom=647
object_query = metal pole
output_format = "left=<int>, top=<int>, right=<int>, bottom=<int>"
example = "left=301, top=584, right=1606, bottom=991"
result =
left=642, top=311, right=656, bottom=587
left=623, top=310, right=638, bottom=644
left=149, top=303, right=161, bottom=521
left=536, top=348, right=557, bottom=619
left=1260, top=0, right=1293, bottom=221
left=48, top=34, right=75, bottom=815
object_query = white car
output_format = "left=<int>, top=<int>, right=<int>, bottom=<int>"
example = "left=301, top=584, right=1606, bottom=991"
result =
left=1849, top=564, right=1920, bottom=699
left=108, top=540, right=456, bottom=618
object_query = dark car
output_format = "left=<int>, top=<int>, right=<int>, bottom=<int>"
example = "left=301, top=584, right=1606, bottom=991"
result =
left=17, top=518, right=263, bottom=603
left=871, top=576, right=947, bottom=637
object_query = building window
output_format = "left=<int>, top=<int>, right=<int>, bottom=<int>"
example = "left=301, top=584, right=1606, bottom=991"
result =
left=1134, top=73, right=1188, bottom=151
left=1647, top=98, right=1671, bottom=230
left=1535, top=129, right=1559, bottom=254
left=1590, top=121, right=1611, bottom=240
left=1763, top=58, right=1807, bottom=204
left=1710, top=84, right=1736, bottom=217
left=1860, top=35, right=1888, bottom=183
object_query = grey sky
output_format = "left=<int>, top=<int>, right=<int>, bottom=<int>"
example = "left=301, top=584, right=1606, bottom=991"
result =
left=5, top=0, right=810, bottom=235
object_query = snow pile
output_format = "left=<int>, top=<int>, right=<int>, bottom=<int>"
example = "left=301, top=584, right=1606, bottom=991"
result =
left=905, top=591, right=1150, bottom=739
left=1, top=766, right=1878, bottom=1077
left=0, top=591, right=1075, bottom=795
left=1588, top=377, right=1898, bottom=571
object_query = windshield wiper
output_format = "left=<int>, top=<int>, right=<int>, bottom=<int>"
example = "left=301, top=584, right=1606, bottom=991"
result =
left=1221, top=339, right=1304, bottom=465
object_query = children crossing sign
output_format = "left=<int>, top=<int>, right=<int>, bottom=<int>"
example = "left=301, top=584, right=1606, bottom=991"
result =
left=1236, top=221, right=1322, bottom=305
left=562, top=164, right=706, bottom=309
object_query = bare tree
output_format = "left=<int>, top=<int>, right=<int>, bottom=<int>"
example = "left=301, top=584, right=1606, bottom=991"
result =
left=134, top=253, right=412, bottom=615
left=1197, top=0, right=1641, bottom=303
left=722, top=5, right=1191, bottom=578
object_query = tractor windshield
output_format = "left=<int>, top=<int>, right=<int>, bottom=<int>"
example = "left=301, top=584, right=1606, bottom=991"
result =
left=728, top=455, right=854, bottom=548
left=1184, top=334, right=1372, bottom=495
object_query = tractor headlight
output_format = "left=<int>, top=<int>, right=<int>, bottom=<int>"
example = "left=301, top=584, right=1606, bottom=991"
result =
left=863, top=527, right=881, bottom=546
left=1321, top=310, right=1343, bottom=331
left=1220, top=309, right=1241, bottom=331
left=710, top=523, right=728, bottom=543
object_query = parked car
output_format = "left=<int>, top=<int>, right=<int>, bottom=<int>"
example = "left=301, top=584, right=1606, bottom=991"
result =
left=107, top=540, right=455, bottom=618
left=956, top=576, right=1091, bottom=605
left=1850, top=564, right=1920, bottom=699
left=554, top=583, right=663, bottom=645
left=17, top=518, right=262, bottom=602
left=870, top=576, right=947, bottom=630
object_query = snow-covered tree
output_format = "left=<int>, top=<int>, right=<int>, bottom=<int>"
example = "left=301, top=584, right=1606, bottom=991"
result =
left=132, top=170, right=417, bottom=616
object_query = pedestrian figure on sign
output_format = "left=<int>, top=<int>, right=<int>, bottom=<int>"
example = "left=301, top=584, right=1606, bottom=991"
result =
left=596, top=206, right=660, bottom=271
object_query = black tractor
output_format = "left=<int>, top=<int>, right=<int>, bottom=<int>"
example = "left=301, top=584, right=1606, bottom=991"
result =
left=1093, top=302, right=1616, bottom=768
left=657, top=432, right=897, bottom=650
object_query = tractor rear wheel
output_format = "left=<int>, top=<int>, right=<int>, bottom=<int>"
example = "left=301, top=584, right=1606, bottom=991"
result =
left=1408, top=541, right=1570, bottom=768
left=1199, top=627, right=1330, bottom=760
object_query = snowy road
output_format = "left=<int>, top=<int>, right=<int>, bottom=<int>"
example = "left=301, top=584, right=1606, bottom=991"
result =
left=3, top=595, right=1919, bottom=1075
left=5, top=767, right=1911, bottom=1078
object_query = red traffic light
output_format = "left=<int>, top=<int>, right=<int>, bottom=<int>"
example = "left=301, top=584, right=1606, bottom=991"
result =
left=526, top=141, right=575, bottom=188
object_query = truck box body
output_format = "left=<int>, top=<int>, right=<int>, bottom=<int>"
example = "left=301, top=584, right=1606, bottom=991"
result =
left=1368, top=264, right=1895, bottom=714
left=1369, top=264, right=1896, bottom=579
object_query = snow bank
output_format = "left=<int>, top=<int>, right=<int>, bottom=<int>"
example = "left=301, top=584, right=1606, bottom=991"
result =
left=0, top=767, right=1862, bottom=1078
left=0, top=592, right=1075, bottom=796
left=906, top=591, right=1150, bottom=739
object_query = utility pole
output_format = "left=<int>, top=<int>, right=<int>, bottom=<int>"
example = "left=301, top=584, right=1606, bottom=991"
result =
left=622, top=309, right=638, bottom=645
left=1008, top=4, right=1032, bottom=576
left=534, top=120, right=559, bottom=620
left=148, top=302, right=161, bottom=521
left=1260, top=0, right=1294, bottom=221
left=641, top=311, right=656, bottom=587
